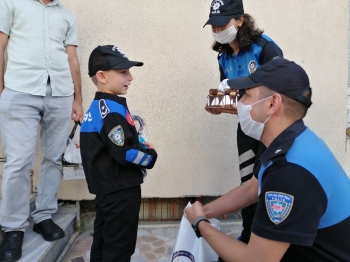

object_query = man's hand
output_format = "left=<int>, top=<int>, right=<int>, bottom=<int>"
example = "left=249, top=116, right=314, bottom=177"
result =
left=71, top=100, right=84, bottom=122
left=0, top=32, right=9, bottom=94
left=185, top=201, right=206, bottom=224
left=66, top=45, right=83, bottom=122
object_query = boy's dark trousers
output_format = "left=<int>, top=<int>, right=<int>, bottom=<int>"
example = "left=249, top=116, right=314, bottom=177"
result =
left=237, top=124, right=265, bottom=244
left=90, top=185, right=141, bottom=262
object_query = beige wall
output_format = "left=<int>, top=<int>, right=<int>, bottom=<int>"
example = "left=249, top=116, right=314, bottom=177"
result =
left=1, top=0, right=349, bottom=199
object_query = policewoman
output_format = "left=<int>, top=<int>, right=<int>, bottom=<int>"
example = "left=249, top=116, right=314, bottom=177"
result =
left=204, top=0, right=283, bottom=243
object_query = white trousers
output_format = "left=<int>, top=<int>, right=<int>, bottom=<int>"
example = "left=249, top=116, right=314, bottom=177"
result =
left=0, top=85, right=73, bottom=232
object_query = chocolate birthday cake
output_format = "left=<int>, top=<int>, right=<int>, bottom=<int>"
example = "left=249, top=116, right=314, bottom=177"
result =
left=207, top=88, right=238, bottom=108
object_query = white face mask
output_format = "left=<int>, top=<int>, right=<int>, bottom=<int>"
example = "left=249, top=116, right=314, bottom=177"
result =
left=237, top=96, right=272, bottom=140
left=212, top=24, right=237, bottom=44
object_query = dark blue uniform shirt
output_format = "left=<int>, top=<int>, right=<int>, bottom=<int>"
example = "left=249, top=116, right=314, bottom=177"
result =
left=253, top=120, right=350, bottom=262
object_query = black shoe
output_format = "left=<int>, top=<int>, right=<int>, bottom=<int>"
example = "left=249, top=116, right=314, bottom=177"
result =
left=33, top=219, right=65, bottom=242
left=0, top=231, right=24, bottom=262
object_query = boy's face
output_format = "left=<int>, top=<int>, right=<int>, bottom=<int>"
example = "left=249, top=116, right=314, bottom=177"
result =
left=98, top=69, right=133, bottom=95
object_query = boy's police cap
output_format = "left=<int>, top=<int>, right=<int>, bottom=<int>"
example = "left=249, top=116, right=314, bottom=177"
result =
left=227, top=58, right=312, bottom=108
left=88, top=45, right=143, bottom=77
left=204, top=0, right=244, bottom=28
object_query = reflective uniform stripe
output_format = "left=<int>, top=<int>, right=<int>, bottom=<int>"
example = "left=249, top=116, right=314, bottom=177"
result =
left=240, top=163, right=254, bottom=178
left=132, top=152, right=145, bottom=164
left=141, top=155, right=152, bottom=166
left=239, top=149, right=255, bottom=165
left=126, top=149, right=152, bottom=166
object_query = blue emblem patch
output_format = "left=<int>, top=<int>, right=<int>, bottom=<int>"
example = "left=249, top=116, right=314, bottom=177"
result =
left=265, top=191, right=294, bottom=224
left=108, top=125, right=124, bottom=146
left=171, top=250, right=195, bottom=262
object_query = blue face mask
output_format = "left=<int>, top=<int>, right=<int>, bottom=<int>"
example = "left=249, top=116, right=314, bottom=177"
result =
left=237, top=96, right=272, bottom=140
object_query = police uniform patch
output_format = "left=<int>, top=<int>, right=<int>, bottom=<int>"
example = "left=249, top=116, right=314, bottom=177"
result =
left=108, top=126, right=124, bottom=146
left=248, top=60, right=257, bottom=74
left=265, top=191, right=294, bottom=224
left=171, top=250, right=195, bottom=262
left=99, top=99, right=110, bottom=119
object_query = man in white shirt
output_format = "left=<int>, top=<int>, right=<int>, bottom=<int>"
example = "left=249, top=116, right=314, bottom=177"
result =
left=0, top=0, right=83, bottom=261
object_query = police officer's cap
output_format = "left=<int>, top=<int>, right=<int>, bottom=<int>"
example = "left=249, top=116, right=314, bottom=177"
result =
left=88, top=45, right=143, bottom=77
left=204, top=0, right=244, bottom=28
left=227, top=58, right=313, bottom=108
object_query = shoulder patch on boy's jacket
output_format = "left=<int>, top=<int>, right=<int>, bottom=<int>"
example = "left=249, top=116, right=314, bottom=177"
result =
left=99, top=99, right=110, bottom=119
left=108, top=125, right=124, bottom=146
left=265, top=191, right=294, bottom=224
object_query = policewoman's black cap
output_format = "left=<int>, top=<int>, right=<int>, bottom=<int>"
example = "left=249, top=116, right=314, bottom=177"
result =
left=227, top=58, right=312, bottom=108
left=203, top=0, right=244, bottom=28
left=88, top=45, right=143, bottom=77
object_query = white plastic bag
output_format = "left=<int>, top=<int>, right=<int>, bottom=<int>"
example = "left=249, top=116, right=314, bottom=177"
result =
left=62, top=138, right=82, bottom=164
left=62, top=122, right=85, bottom=180
left=172, top=202, right=220, bottom=262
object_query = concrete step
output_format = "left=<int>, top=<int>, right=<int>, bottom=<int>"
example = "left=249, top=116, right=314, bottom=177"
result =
left=0, top=193, right=37, bottom=244
left=19, top=205, right=76, bottom=262
left=0, top=196, right=76, bottom=262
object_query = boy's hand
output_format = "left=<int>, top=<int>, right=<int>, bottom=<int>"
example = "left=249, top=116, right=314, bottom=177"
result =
left=142, top=142, right=156, bottom=152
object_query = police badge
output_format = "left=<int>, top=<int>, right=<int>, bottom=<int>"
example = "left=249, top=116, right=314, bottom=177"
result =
left=248, top=60, right=257, bottom=74
left=265, top=191, right=294, bottom=225
left=108, top=125, right=124, bottom=146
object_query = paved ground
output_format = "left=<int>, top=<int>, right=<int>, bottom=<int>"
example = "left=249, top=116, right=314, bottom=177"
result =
left=63, top=220, right=242, bottom=262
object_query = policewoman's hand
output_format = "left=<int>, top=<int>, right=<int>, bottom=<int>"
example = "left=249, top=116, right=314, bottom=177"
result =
left=205, top=105, right=237, bottom=115
left=205, top=106, right=222, bottom=115
left=218, top=79, right=229, bottom=92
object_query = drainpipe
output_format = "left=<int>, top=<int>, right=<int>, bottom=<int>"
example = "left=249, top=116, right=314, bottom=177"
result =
left=56, top=231, right=80, bottom=262
left=56, top=200, right=81, bottom=262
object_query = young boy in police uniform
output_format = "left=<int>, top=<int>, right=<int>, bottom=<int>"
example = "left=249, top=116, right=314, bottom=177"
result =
left=185, top=58, right=350, bottom=261
left=80, top=45, right=158, bottom=262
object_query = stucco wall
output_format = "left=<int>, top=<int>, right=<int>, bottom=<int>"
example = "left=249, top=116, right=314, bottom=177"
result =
left=1, top=0, right=349, bottom=199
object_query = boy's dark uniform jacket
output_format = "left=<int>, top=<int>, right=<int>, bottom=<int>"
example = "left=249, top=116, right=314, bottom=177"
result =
left=80, top=92, right=157, bottom=195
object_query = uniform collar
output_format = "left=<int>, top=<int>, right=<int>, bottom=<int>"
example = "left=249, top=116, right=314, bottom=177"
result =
left=94, top=92, right=127, bottom=106
left=260, top=120, right=306, bottom=166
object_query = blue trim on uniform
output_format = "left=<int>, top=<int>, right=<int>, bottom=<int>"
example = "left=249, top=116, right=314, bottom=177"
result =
left=81, top=101, right=103, bottom=133
left=138, top=153, right=148, bottom=165
left=104, top=99, right=126, bottom=118
left=287, top=128, right=350, bottom=228
left=126, top=149, right=139, bottom=163
left=258, top=162, right=272, bottom=195
left=145, top=155, right=153, bottom=166
left=258, top=127, right=350, bottom=229
left=219, top=34, right=274, bottom=79
left=81, top=99, right=128, bottom=134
